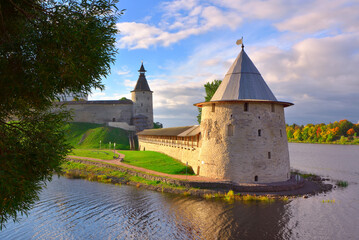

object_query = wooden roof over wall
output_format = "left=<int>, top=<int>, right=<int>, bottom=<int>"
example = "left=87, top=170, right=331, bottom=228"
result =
left=137, top=125, right=200, bottom=137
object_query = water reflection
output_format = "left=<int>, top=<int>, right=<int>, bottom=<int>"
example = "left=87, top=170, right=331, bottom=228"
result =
left=164, top=195, right=291, bottom=239
left=1, top=144, right=359, bottom=239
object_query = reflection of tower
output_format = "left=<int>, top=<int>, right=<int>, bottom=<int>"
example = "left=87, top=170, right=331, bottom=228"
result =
left=165, top=196, right=290, bottom=239
left=195, top=45, right=293, bottom=183
left=131, top=62, right=153, bottom=131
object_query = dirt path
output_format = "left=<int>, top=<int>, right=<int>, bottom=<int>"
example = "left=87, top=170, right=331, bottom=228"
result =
left=67, top=152, right=226, bottom=183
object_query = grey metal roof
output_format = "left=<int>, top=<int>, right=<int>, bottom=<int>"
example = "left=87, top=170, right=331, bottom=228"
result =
left=211, top=48, right=277, bottom=101
left=137, top=125, right=200, bottom=137
left=132, top=63, right=152, bottom=92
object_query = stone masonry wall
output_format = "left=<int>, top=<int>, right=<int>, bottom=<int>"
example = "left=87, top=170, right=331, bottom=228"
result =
left=199, top=102, right=290, bottom=183
left=131, top=91, right=153, bottom=128
left=61, top=103, right=133, bottom=124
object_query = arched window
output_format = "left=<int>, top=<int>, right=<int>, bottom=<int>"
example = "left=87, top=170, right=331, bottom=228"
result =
left=254, top=176, right=258, bottom=182
left=228, top=124, right=234, bottom=136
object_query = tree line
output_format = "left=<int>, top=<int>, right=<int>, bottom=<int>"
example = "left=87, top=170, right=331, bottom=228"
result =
left=286, top=120, right=359, bottom=144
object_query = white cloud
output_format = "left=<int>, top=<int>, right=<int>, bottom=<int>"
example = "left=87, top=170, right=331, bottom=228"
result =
left=275, top=0, right=359, bottom=34
left=113, top=0, right=359, bottom=126
left=116, top=1, right=242, bottom=49
left=117, top=0, right=359, bottom=50
left=116, top=67, right=130, bottom=76
left=248, top=33, right=359, bottom=124
left=124, top=79, right=136, bottom=88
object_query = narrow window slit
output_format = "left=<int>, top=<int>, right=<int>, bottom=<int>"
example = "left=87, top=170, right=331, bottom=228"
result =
left=228, top=124, right=234, bottom=136
left=211, top=103, right=215, bottom=112
left=244, top=103, right=249, bottom=112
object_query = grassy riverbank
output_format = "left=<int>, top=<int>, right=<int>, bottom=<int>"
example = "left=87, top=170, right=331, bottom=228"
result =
left=120, top=150, right=195, bottom=175
left=61, top=161, right=185, bottom=189
left=69, top=149, right=194, bottom=175
left=60, top=160, right=290, bottom=202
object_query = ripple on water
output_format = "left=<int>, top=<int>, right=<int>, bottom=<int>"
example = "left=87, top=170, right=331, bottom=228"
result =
left=1, top=144, right=359, bottom=239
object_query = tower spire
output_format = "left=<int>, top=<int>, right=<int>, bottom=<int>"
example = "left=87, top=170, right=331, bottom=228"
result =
left=132, top=62, right=151, bottom=92
left=138, top=61, right=146, bottom=73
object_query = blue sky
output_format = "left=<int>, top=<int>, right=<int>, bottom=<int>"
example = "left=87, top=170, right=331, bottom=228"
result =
left=89, top=0, right=359, bottom=128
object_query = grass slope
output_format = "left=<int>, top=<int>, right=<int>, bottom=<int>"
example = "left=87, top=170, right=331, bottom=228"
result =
left=64, top=122, right=131, bottom=150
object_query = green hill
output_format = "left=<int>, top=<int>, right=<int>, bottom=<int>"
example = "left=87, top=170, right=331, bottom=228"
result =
left=64, top=122, right=133, bottom=150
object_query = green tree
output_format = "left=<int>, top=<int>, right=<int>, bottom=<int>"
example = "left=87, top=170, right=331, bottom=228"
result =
left=0, top=0, right=122, bottom=228
left=153, top=122, right=163, bottom=129
left=197, top=80, right=222, bottom=123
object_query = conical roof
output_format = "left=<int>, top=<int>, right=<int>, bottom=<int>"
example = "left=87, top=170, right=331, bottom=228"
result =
left=211, top=48, right=277, bottom=101
left=138, top=62, right=146, bottom=72
left=132, top=63, right=151, bottom=92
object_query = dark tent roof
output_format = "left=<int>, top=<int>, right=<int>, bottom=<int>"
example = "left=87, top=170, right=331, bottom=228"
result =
left=132, top=63, right=151, bottom=92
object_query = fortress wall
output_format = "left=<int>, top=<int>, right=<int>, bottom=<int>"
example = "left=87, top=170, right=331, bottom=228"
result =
left=138, top=141, right=201, bottom=173
left=199, top=102, right=290, bottom=183
left=61, top=103, right=134, bottom=124
left=107, top=122, right=136, bottom=131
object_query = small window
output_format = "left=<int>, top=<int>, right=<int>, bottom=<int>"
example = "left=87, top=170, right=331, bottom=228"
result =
left=271, top=104, right=275, bottom=112
left=244, top=103, right=249, bottom=112
left=228, top=124, right=234, bottom=136
left=254, top=176, right=258, bottom=182
left=268, top=152, right=271, bottom=159
left=280, top=129, right=283, bottom=137
left=258, top=129, right=261, bottom=137
left=141, top=103, right=143, bottom=107
left=211, top=103, right=215, bottom=112
left=112, top=118, right=116, bottom=122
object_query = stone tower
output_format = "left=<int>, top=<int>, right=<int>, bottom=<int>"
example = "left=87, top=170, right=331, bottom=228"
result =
left=195, top=45, right=293, bottom=184
left=131, top=62, right=153, bottom=131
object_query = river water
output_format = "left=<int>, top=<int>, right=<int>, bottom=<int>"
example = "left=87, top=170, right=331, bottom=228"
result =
left=1, top=143, right=359, bottom=239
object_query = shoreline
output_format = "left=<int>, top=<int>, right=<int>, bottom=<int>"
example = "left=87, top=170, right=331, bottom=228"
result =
left=62, top=158, right=333, bottom=200
left=288, top=140, right=359, bottom=145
